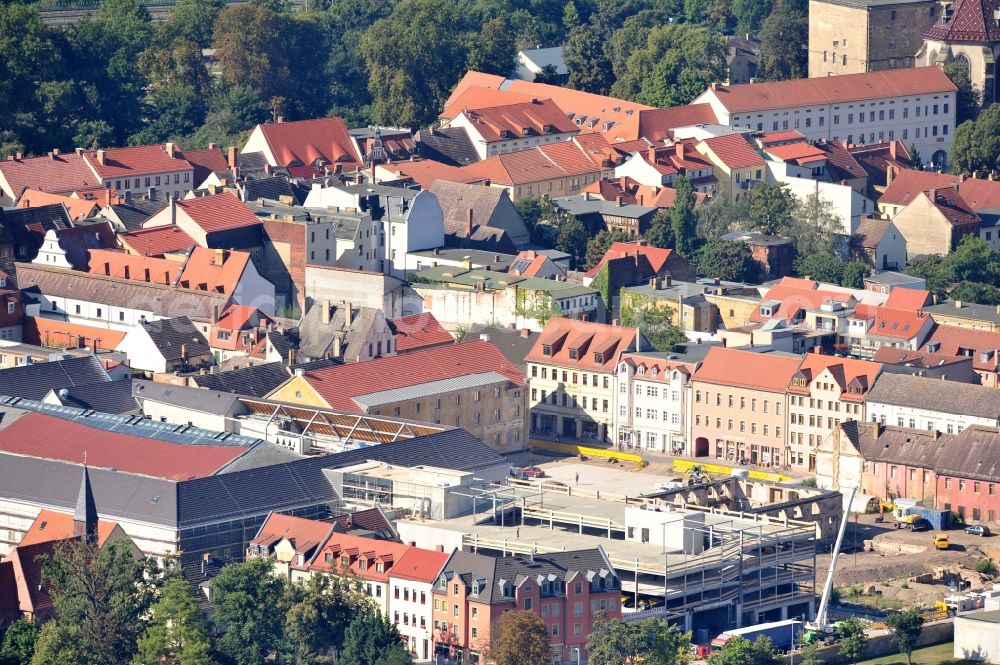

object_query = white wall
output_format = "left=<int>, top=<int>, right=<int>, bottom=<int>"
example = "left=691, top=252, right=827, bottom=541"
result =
left=241, top=125, right=277, bottom=165
left=769, top=162, right=874, bottom=235
left=115, top=327, right=167, bottom=374
left=615, top=153, right=672, bottom=187
left=955, top=615, right=1000, bottom=663
left=389, top=578, right=436, bottom=662
left=866, top=401, right=997, bottom=434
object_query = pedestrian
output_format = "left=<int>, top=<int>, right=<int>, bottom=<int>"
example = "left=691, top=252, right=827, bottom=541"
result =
left=575, top=472, right=579, bottom=485
left=516, top=527, right=520, bottom=538
left=555, top=433, right=561, bottom=444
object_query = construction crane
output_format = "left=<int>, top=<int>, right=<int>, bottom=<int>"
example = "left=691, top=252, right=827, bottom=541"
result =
left=807, top=486, right=859, bottom=638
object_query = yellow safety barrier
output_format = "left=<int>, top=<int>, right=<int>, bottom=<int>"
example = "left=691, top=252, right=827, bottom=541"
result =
left=671, top=458, right=791, bottom=483
left=529, top=439, right=647, bottom=469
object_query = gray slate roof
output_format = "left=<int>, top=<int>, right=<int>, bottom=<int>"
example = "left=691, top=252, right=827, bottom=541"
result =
left=416, top=126, right=480, bottom=166
left=936, top=425, right=1000, bottom=482
left=0, top=355, right=110, bottom=400
left=47, top=378, right=140, bottom=415
left=133, top=379, right=244, bottom=416
left=922, top=300, right=1000, bottom=325
left=18, top=263, right=231, bottom=322
left=242, top=176, right=301, bottom=205
left=866, top=372, right=1000, bottom=420
left=190, top=362, right=292, bottom=398
left=141, top=316, right=212, bottom=362
left=299, top=303, right=379, bottom=363
left=840, top=420, right=948, bottom=469
left=464, top=325, right=538, bottom=371
left=103, top=199, right=169, bottom=232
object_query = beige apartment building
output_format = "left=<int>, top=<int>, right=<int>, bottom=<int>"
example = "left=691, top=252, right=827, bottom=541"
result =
left=526, top=318, right=640, bottom=443
left=786, top=353, right=882, bottom=472
left=808, top=0, right=939, bottom=78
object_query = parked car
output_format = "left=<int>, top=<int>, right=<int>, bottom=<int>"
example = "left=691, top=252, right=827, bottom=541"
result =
left=510, top=465, right=545, bottom=479
left=655, top=479, right=684, bottom=491
left=966, top=524, right=991, bottom=537
left=934, top=534, right=950, bottom=550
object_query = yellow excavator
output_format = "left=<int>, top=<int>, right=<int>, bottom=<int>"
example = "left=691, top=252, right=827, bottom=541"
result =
left=878, top=499, right=925, bottom=530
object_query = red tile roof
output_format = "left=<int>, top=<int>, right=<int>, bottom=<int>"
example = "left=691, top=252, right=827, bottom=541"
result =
left=83, top=144, right=192, bottom=179
left=504, top=79, right=654, bottom=134
left=177, top=246, right=251, bottom=294
left=920, top=324, right=1000, bottom=371
left=388, top=313, right=454, bottom=352
left=391, top=547, right=449, bottom=583
left=957, top=178, right=1000, bottom=211
left=869, top=307, right=932, bottom=340
left=758, top=130, right=807, bottom=146
left=926, top=187, right=981, bottom=227
left=444, top=71, right=508, bottom=108
left=22, top=316, right=127, bottom=351
left=176, top=191, right=261, bottom=233
left=884, top=287, right=931, bottom=310
left=88, top=249, right=180, bottom=285
left=18, top=509, right=118, bottom=548
left=119, top=225, right=196, bottom=256
left=250, top=512, right=334, bottom=559
left=699, top=133, right=766, bottom=169
left=789, top=352, right=882, bottom=402
left=0, top=411, right=250, bottom=480
left=585, top=241, right=680, bottom=278
left=580, top=177, right=708, bottom=209
left=693, top=347, right=802, bottom=392
left=292, top=340, right=524, bottom=412
left=752, top=277, right=855, bottom=323
left=879, top=168, right=960, bottom=206
left=706, top=67, right=956, bottom=113
left=310, top=533, right=414, bottom=582
left=440, top=85, right=541, bottom=120
left=606, top=105, right=719, bottom=142
left=255, top=117, right=362, bottom=168
left=764, top=141, right=828, bottom=165
left=380, top=160, right=485, bottom=189
left=525, top=318, right=638, bottom=372
left=215, top=304, right=270, bottom=331
left=180, top=146, right=230, bottom=185
left=17, top=189, right=100, bottom=220
left=0, top=152, right=99, bottom=199
left=459, top=141, right=602, bottom=186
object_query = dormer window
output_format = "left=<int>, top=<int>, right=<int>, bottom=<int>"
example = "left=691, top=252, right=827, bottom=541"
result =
left=569, top=348, right=578, bottom=360
left=341, top=555, right=350, bottom=567
left=792, top=377, right=807, bottom=387
left=543, top=124, right=553, bottom=133
left=325, top=552, right=333, bottom=563
left=359, top=559, right=367, bottom=570
left=760, top=305, right=774, bottom=317
left=543, top=344, right=553, bottom=356
left=521, top=127, right=531, bottom=137
left=438, top=576, right=448, bottom=590
left=594, top=352, right=604, bottom=363
left=376, top=561, right=384, bottom=573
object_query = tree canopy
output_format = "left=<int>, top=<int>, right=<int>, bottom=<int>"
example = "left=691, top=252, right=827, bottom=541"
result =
left=488, top=610, right=549, bottom=665
left=885, top=608, right=924, bottom=665
left=951, top=103, right=1000, bottom=176
left=697, top=238, right=761, bottom=283
left=587, top=614, right=691, bottom=665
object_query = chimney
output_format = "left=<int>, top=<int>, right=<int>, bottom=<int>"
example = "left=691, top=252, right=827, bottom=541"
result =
left=466, top=208, right=474, bottom=235
left=889, top=141, right=897, bottom=159
left=105, top=188, right=111, bottom=207
left=955, top=300, right=963, bottom=309
left=928, top=188, right=937, bottom=202
left=170, top=197, right=177, bottom=225
left=96, top=150, right=106, bottom=166
left=14, top=152, right=22, bottom=161
left=886, top=164, right=894, bottom=187
left=711, top=82, right=718, bottom=91
left=276, top=116, right=285, bottom=124
left=165, top=142, right=176, bottom=158
left=333, top=334, right=342, bottom=357
left=321, top=300, right=331, bottom=325
left=664, top=275, right=672, bottom=287
left=749, top=78, right=756, bottom=84
left=616, top=195, right=624, bottom=207
left=144, top=267, right=150, bottom=282
left=148, top=187, right=156, bottom=201
left=675, top=142, right=685, bottom=160
left=180, top=343, right=189, bottom=361
left=124, top=265, right=130, bottom=279
left=520, top=328, right=531, bottom=338
left=932, top=430, right=940, bottom=440
left=214, top=248, right=224, bottom=266
left=647, top=146, right=657, bottom=163
left=103, top=262, right=110, bottom=275
left=227, top=145, right=237, bottom=170
left=345, top=302, right=353, bottom=327
left=875, top=421, right=883, bottom=437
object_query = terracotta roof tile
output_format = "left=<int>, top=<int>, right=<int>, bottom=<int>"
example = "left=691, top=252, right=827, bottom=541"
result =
left=250, top=512, right=334, bottom=560
left=525, top=318, right=637, bottom=371
left=605, top=104, right=719, bottom=142
left=291, top=340, right=523, bottom=412
left=764, top=141, right=828, bottom=164
left=22, top=316, right=127, bottom=351
left=18, top=509, right=118, bottom=548
left=585, top=241, right=680, bottom=278
left=83, top=144, right=192, bottom=179
left=789, top=352, right=882, bottom=401
left=440, top=85, right=540, bottom=120
left=693, top=347, right=801, bottom=392
left=0, top=152, right=99, bottom=200
left=255, top=117, right=362, bottom=168
left=705, top=67, right=956, bottom=113
left=118, top=225, right=195, bottom=256
left=388, top=313, right=454, bottom=352
left=920, top=324, right=1000, bottom=371
left=699, top=134, right=766, bottom=169
left=17, top=190, right=100, bottom=220
left=879, top=168, right=960, bottom=206
left=310, top=533, right=414, bottom=582
left=180, top=146, right=230, bottom=186
left=176, top=191, right=261, bottom=234
left=444, top=71, right=508, bottom=108
left=869, top=307, right=932, bottom=339
left=391, top=547, right=449, bottom=583
left=957, top=178, right=1000, bottom=211
left=884, top=287, right=931, bottom=309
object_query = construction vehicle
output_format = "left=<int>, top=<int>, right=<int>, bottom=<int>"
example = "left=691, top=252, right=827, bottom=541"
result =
left=686, top=464, right=708, bottom=485
left=804, top=486, right=859, bottom=643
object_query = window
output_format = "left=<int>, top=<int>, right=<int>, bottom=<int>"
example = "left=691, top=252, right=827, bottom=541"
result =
left=524, top=598, right=533, bottom=610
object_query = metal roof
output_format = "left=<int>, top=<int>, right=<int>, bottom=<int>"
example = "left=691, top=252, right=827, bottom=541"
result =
left=351, top=371, right=511, bottom=409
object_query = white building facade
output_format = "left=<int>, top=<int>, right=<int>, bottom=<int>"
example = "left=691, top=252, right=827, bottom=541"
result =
left=612, top=355, right=695, bottom=454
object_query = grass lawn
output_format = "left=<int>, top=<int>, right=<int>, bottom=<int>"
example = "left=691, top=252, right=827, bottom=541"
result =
left=857, top=642, right=975, bottom=665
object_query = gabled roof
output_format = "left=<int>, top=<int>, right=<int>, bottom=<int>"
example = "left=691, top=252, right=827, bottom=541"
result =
left=0, top=355, right=110, bottom=400
left=416, top=126, right=481, bottom=167
left=180, top=147, right=229, bottom=186
left=22, top=316, right=127, bottom=352
left=430, top=180, right=513, bottom=237
left=526, top=318, right=638, bottom=372
left=867, top=307, right=931, bottom=340
left=250, top=512, right=334, bottom=561
left=585, top=241, right=682, bottom=279
left=818, top=140, right=869, bottom=181
left=789, top=352, right=882, bottom=401
left=119, top=225, right=196, bottom=256
left=699, top=133, right=766, bottom=169
left=923, top=0, right=1000, bottom=41
left=459, top=141, right=602, bottom=186
left=924, top=187, right=981, bottom=227
left=763, top=141, right=828, bottom=165
left=853, top=218, right=892, bottom=248
left=388, top=313, right=454, bottom=352
left=132, top=379, right=243, bottom=416
left=879, top=168, right=961, bottom=206
left=391, top=546, right=449, bottom=583
left=867, top=371, right=1000, bottom=418
left=46, top=378, right=141, bottom=415
left=704, top=67, right=957, bottom=113
left=919, top=323, right=1000, bottom=371
left=606, top=105, right=719, bottom=143
left=254, top=117, right=362, bottom=168
left=380, top=160, right=484, bottom=189
left=503, top=79, right=654, bottom=134
left=288, top=340, right=524, bottom=412
left=839, top=421, right=948, bottom=470
left=310, top=532, right=413, bottom=582
left=18, top=189, right=100, bottom=220
left=18, top=509, right=118, bottom=548
left=937, top=425, right=1000, bottom=482
left=176, top=247, right=251, bottom=294
left=445, top=95, right=578, bottom=142
left=191, top=362, right=292, bottom=398
left=175, top=192, right=262, bottom=234
left=82, top=144, right=192, bottom=179
left=693, top=347, right=801, bottom=392
left=884, top=287, right=931, bottom=309
left=957, top=178, right=1000, bottom=211
left=139, top=316, right=212, bottom=362
left=0, top=152, right=99, bottom=200
left=751, top=277, right=855, bottom=323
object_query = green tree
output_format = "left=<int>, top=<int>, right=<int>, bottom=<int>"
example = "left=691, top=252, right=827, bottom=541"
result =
left=621, top=294, right=686, bottom=351
left=39, top=539, right=154, bottom=665
left=909, top=143, right=924, bottom=170
left=944, top=59, right=981, bottom=125
left=670, top=175, right=699, bottom=256
left=696, top=186, right=750, bottom=239
left=587, top=614, right=691, bottom=665
left=133, top=37, right=212, bottom=144
left=488, top=610, right=549, bottom=665
left=951, top=104, right=1000, bottom=176
left=285, top=574, right=373, bottom=663
left=612, top=24, right=727, bottom=107
left=697, top=238, right=761, bottom=283
left=211, top=558, right=289, bottom=665
left=885, top=608, right=924, bottom=665
left=732, top=0, right=773, bottom=35
left=564, top=20, right=614, bottom=94
left=841, top=261, right=869, bottom=289
left=0, top=618, right=40, bottom=665
left=645, top=209, right=677, bottom=250
left=836, top=617, right=869, bottom=665
left=158, top=0, right=224, bottom=48
left=708, top=635, right=776, bottom=665
left=799, top=642, right=823, bottom=665
left=556, top=217, right=590, bottom=269
left=586, top=228, right=629, bottom=270
left=29, top=623, right=79, bottom=665
left=906, top=254, right=951, bottom=298
left=757, top=6, right=807, bottom=81
left=748, top=182, right=794, bottom=235
left=132, top=577, right=215, bottom=665
left=789, top=192, right=843, bottom=256
left=562, top=0, right=581, bottom=30
left=945, top=235, right=1000, bottom=283
left=794, top=253, right=844, bottom=284
left=360, top=0, right=468, bottom=127
left=340, top=611, right=411, bottom=665
left=949, top=281, right=1000, bottom=305
left=466, top=17, right=517, bottom=76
